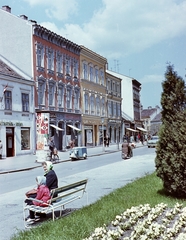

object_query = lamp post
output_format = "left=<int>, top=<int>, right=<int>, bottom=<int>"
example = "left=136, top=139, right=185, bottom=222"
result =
left=101, top=117, right=105, bottom=152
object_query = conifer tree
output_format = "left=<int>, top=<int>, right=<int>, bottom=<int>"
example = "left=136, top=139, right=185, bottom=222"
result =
left=155, top=64, right=186, bottom=197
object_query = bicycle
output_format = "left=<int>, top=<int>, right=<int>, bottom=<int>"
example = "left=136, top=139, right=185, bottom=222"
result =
left=46, top=148, right=59, bottom=163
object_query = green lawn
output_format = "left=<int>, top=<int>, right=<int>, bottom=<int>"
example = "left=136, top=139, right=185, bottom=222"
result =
left=11, top=172, right=186, bottom=240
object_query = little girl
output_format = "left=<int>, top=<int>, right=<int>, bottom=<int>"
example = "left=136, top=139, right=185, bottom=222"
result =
left=26, top=176, right=51, bottom=224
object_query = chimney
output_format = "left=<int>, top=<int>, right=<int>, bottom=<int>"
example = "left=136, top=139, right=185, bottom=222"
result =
left=20, top=14, right=28, bottom=20
left=2, top=5, right=11, bottom=13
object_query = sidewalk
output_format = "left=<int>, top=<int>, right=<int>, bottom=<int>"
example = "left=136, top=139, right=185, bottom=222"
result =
left=0, top=142, right=144, bottom=174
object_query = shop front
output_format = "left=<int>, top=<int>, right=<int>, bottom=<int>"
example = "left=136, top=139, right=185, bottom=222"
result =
left=36, top=112, right=81, bottom=151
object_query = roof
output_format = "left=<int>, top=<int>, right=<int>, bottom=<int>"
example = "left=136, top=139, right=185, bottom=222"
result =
left=0, top=59, right=23, bottom=78
left=0, top=54, right=31, bottom=80
left=151, top=112, right=162, bottom=122
left=141, top=108, right=157, bottom=118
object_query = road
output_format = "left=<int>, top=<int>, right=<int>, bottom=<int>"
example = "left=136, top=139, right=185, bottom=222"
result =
left=0, top=147, right=156, bottom=240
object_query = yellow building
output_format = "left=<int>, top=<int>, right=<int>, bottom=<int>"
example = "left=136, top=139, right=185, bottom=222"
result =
left=80, top=46, right=108, bottom=146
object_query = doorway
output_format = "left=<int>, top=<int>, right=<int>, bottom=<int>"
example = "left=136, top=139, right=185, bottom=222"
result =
left=6, top=127, right=14, bottom=157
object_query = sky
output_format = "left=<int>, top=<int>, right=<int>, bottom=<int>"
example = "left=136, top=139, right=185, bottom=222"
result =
left=1, top=0, right=186, bottom=109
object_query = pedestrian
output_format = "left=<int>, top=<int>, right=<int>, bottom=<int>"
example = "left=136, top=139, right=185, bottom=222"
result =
left=26, top=176, right=51, bottom=224
left=105, top=135, right=110, bottom=147
left=69, top=139, right=75, bottom=149
left=0, top=140, right=3, bottom=159
left=122, top=140, right=129, bottom=159
left=48, top=137, right=55, bottom=158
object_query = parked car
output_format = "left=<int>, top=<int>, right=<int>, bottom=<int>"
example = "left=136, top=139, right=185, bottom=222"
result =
left=147, top=136, right=159, bottom=148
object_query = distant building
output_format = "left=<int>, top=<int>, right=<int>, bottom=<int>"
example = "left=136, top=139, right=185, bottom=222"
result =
left=141, top=106, right=162, bottom=135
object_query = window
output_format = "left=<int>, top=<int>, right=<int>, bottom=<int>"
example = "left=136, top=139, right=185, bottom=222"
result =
left=113, top=82, right=115, bottom=92
left=74, top=60, right=78, bottom=78
left=47, top=48, right=54, bottom=70
left=57, top=53, right=63, bottom=73
left=90, top=95, right=95, bottom=114
left=66, top=88, right=72, bottom=109
left=38, top=82, right=44, bottom=105
left=107, top=80, right=111, bottom=91
left=84, top=93, right=89, bottom=114
left=117, top=103, right=121, bottom=117
left=37, top=77, right=46, bottom=105
left=83, top=63, right=88, bottom=79
left=113, top=102, right=117, bottom=116
left=21, top=128, right=30, bottom=150
left=36, top=42, right=44, bottom=68
left=74, top=90, right=79, bottom=109
left=95, top=68, right=99, bottom=83
left=66, top=58, right=70, bottom=75
left=100, top=70, right=104, bottom=85
left=96, top=97, right=100, bottom=115
left=89, top=65, right=94, bottom=81
left=49, top=84, right=54, bottom=106
left=101, top=97, right=105, bottom=116
left=4, top=90, right=12, bottom=110
left=22, top=93, right=29, bottom=112
left=108, top=101, right=112, bottom=116
left=58, top=86, right=64, bottom=107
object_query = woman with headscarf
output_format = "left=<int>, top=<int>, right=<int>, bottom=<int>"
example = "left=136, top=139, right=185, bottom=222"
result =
left=42, top=161, right=58, bottom=191
left=26, top=176, right=51, bottom=224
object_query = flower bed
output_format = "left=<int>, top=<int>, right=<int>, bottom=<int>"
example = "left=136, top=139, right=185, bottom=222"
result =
left=83, top=203, right=186, bottom=240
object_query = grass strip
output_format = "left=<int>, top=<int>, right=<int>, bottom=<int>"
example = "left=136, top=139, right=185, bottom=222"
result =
left=11, top=172, right=186, bottom=240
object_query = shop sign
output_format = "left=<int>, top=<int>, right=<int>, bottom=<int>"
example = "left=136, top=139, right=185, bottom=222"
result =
left=84, top=125, right=93, bottom=130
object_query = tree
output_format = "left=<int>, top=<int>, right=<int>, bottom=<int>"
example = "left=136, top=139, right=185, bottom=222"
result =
left=155, top=64, right=186, bottom=197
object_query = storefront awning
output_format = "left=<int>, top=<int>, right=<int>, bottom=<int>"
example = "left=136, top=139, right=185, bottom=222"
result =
left=126, top=128, right=139, bottom=132
left=137, top=127, right=147, bottom=132
left=50, top=124, right=64, bottom=131
left=68, top=124, right=81, bottom=131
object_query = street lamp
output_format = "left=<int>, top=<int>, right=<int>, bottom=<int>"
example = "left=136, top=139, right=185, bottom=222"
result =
left=101, top=117, right=105, bottom=152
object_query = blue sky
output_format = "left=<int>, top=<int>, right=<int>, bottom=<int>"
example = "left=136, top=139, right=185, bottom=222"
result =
left=2, top=0, right=186, bottom=109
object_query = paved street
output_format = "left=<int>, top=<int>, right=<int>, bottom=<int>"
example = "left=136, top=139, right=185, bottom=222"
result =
left=0, top=142, right=156, bottom=240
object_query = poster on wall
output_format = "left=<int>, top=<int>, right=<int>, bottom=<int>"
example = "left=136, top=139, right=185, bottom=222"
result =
left=36, top=113, right=49, bottom=150
left=86, top=130, right=93, bottom=144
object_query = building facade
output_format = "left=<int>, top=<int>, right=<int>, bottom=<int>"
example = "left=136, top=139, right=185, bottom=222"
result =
left=33, top=25, right=81, bottom=150
left=106, top=71, right=122, bottom=143
left=0, top=55, right=35, bottom=157
left=80, top=46, right=108, bottom=146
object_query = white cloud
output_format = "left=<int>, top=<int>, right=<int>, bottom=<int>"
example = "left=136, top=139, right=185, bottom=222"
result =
left=25, top=0, right=186, bottom=58
left=23, top=0, right=78, bottom=21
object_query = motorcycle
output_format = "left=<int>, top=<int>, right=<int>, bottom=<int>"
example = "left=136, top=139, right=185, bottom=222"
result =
left=122, top=145, right=133, bottom=160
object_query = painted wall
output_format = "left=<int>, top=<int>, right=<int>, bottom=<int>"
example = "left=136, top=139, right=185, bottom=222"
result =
left=0, top=8, right=33, bottom=77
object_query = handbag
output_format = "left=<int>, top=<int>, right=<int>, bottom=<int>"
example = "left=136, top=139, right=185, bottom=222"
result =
left=25, top=188, right=37, bottom=198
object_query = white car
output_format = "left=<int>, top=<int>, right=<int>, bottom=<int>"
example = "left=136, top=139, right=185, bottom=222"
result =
left=147, top=136, right=159, bottom=148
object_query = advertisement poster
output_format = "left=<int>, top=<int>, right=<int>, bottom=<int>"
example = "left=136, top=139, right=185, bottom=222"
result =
left=36, top=113, right=49, bottom=150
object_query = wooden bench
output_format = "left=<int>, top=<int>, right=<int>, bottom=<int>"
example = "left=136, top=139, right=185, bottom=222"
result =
left=23, top=179, right=88, bottom=228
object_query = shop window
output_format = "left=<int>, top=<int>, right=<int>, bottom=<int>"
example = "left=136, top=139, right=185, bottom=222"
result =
left=21, top=128, right=30, bottom=150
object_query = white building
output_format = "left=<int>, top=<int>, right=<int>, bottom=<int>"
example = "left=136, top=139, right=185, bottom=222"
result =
left=107, top=70, right=134, bottom=120
left=0, top=55, right=35, bottom=157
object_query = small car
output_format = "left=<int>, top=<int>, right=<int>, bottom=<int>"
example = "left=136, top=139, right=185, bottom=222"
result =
left=147, top=136, right=159, bottom=148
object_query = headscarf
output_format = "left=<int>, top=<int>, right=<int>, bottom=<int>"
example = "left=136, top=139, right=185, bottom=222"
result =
left=36, top=176, right=46, bottom=185
left=42, top=161, right=53, bottom=174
